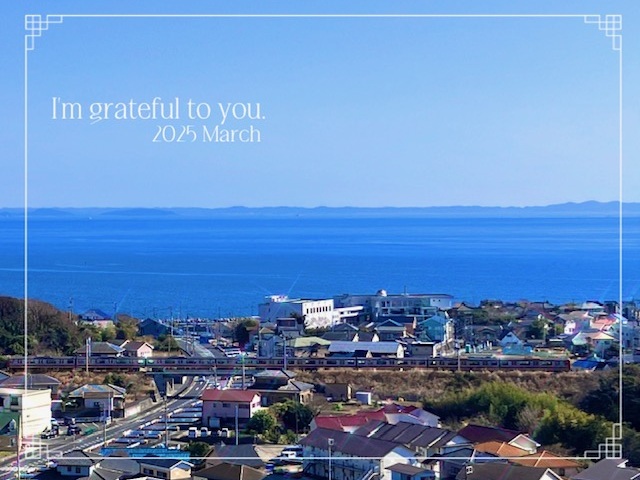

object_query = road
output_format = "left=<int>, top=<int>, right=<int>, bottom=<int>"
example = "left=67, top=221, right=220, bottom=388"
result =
left=0, top=378, right=209, bottom=480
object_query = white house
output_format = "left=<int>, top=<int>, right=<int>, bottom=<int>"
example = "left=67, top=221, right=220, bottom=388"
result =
left=201, top=389, right=261, bottom=428
left=0, top=387, right=51, bottom=438
left=259, top=295, right=336, bottom=330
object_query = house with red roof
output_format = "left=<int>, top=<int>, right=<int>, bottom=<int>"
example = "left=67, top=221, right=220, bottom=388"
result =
left=201, top=389, right=262, bottom=428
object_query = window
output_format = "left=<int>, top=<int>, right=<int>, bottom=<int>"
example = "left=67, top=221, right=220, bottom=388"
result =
left=75, top=467, right=81, bottom=474
left=222, top=403, right=230, bottom=408
left=158, top=472, right=167, bottom=479
left=143, top=468, right=153, bottom=475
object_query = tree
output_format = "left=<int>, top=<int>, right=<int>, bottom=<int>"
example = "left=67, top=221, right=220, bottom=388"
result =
left=233, top=318, right=259, bottom=346
left=116, top=315, right=139, bottom=340
left=186, top=441, right=211, bottom=461
left=271, top=400, right=314, bottom=433
left=247, top=410, right=277, bottom=435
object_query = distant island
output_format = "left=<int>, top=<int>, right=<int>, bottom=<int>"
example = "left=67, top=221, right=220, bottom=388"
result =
left=0, top=201, right=638, bottom=219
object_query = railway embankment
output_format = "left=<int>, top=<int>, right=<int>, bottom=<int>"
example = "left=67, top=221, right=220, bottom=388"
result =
left=295, top=368, right=601, bottom=405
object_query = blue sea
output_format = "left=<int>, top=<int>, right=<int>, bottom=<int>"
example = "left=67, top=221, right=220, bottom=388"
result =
left=0, top=214, right=638, bottom=318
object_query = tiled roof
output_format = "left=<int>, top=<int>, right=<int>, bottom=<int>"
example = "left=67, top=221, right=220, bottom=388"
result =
left=511, top=450, right=582, bottom=468
left=386, top=464, right=430, bottom=476
left=474, top=441, right=529, bottom=457
left=356, top=421, right=456, bottom=449
left=122, top=341, right=154, bottom=351
left=57, top=450, right=102, bottom=467
left=455, top=463, right=561, bottom=480
left=0, top=374, right=61, bottom=388
left=75, top=342, right=126, bottom=355
left=206, top=444, right=264, bottom=468
left=195, top=463, right=265, bottom=480
left=458, top=424, right=523, bottom=444
left=314, top=412, right=384, bottom=431
left=572, top=459, right=640, bottom=480
left=138, top=457, right=192, bottom=470
left=201, top=389, right=260, bottom=403
left=329, top=341, right=401, bottom=354
left=68, top=384, right=126, bottom=398
left=300, top=427, right=410, bottom=458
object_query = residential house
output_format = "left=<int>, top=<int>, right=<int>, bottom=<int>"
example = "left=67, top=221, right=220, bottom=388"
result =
left=457, top=424, right=539, bottom=454
left=511, top=451, right=583, bottom=478
left=499, top=332, right=524, bottom=349
left=375, top=320, right=409, bottom=341
left=288, top=336, right=331, bottom=357
left=118, top=340, right=154, bottom=358
left=455, top=463, right=563, bottom=480
left=571, top=458, right=640, bottom=480
left=403, top=340, right=437, bottom=358
left=300, top=427, right=418, bottom=480
left=194, top=463, right=265, bottom=480
left=248, top=370, right=314, bottom=405
left=0, top=387, right=51, bottom=438
left=74, top=341, right=125, bottom=357
left=473, top=441, right=529, bottom=457
left=328, top=341, right=405, bottom=358
left=310, top=411, right=386, bottom=433
left=137, top=458, right=193, bottom=480
left=323, top=331, right=359, bottom=342
left=56, top=450, right=103, bottom=477
left=205, top=443, right=266, bottom=469
left=201, top=389, right=261, bottom=428
left=417, top=314, right=454, bottom=345
left=353, top=421, right=470, bottom=460
left=67, top=384, right=126, bottom=419
left=387, top=463, right=436, bottom=480
left=324, top=383, right=353, bottom=402
left=378, top=404, right=440, bottom=428
left=80, top=309, right=114, bottom=329
left=138, top=318, right=170, bottom=337
left=0, top=374, right=61, bottom=399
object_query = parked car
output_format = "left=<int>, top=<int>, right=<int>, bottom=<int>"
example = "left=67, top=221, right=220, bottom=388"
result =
left=66, top=426, right=81, bottom=436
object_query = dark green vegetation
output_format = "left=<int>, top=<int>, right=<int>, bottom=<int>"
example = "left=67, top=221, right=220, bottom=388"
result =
left=0, top=297, right=144, bottom=356
left=245, top=401, right=314, bottom=443
left=422, top=366, right=640, bottom=462
left=0, top=296, right=83, bottom=355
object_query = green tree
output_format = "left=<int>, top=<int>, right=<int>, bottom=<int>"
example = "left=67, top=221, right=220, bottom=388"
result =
left=233, top=318, right=258, bottom=346
left=247, top=410, right=277, bottom=435
left=271, top=400, right=314, bottom=433
left=116, top=315, right=139, bottom=340
left=186, top=441, right=211, bottom=462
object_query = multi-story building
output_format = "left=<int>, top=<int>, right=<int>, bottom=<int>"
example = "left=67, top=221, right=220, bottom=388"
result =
left=259, top=295, right=335, bottom=329
left=0, top=387, right=51, bottom=438
left=334, top=291, right=453, bottom=323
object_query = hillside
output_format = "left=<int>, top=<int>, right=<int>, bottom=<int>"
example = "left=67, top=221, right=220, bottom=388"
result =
left=0, top=296, right=84, bottom=355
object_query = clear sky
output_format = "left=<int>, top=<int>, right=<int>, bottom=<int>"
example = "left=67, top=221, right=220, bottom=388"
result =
left=1, top=0, right=638, bottom=208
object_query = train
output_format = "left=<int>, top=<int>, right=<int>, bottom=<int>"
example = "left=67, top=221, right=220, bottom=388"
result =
left=7, top=354, right=571, bottom=372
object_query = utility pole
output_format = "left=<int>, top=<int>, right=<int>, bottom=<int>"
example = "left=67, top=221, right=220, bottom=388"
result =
left=164, top=396, right=169, bottom=447
left=235, top=405, right=239, bottom=446
left=86, top=337, right=91, bottom=373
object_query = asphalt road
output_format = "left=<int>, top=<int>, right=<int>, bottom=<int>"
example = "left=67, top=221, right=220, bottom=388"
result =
left=0, top=378, right=209, bottom=480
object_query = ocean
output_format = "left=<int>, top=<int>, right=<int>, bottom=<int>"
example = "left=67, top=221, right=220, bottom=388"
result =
left=0, top=214, right=637, bottom=318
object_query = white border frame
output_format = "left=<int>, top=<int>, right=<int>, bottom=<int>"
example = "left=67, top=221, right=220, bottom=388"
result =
left=20, top=12, right=623, bottom=467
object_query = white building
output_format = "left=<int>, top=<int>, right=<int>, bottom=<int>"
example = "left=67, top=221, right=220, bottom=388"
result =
left=0, top=387, right=51, bottom=438
left=259, top=295, right=335, bottom=329
left=334, top=291, right=453, bottom=322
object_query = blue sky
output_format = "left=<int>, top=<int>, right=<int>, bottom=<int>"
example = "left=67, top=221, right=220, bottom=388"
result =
left=1, top=0, right=638, bottom=208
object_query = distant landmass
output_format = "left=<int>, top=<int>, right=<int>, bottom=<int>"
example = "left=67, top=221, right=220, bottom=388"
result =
left=0, top=201, right=638, bottom=219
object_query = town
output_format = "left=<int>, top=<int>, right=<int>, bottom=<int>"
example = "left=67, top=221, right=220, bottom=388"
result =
left=0, top=290, right=639, bottom=480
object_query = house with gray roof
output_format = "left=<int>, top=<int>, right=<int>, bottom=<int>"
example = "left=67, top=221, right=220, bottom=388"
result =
left=571, top=458, right=640, bottom=480
left=68, top=384, right=126, bottom=418
left=328, top=341, right=404, bottom=358
left=455, top=462, right=562, bottom=480
left=300, top=427, right=418, bottom=480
